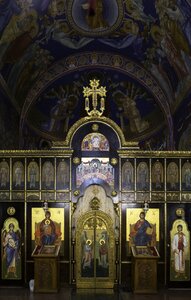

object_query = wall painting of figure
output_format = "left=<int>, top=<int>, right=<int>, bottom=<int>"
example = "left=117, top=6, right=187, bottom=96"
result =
left=81, top=133, right=109, bottom=151
left=68, top=0, right=123, bottom=36
left=1, top=217, right=21, bottom=280
left=170, top=219, right=190, bottom=281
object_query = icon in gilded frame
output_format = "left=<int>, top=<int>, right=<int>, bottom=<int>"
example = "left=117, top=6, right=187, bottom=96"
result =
left=181, top=160, right=191, bottom=191
left=122, top=159, right=134, bottom=191
left=166, top=160, right=179, bottom=191
left=151, top=159, right=164, bottom=191
left=136, top=161, right=149, bottom=191
left=0, top=159, right=10, bottom=190
left=12, top=160, right=24, bottom=190
left=42, top=160, right=54, bottom=190
left=27, top=159, right=39, bottom=190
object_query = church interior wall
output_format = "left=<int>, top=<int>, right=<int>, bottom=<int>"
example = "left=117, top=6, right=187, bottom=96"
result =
left=0, top=148, right=191, bottom=289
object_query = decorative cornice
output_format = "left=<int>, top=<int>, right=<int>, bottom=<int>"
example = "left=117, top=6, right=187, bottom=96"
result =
left=0, top=149, right=191, bottom=158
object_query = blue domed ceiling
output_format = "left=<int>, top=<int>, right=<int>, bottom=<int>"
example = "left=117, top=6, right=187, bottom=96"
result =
left=0, top=0, right=191, bottom=150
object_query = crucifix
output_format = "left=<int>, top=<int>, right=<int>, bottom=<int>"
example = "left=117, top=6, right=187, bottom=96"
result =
left=83, top=79, right=107, bottom=117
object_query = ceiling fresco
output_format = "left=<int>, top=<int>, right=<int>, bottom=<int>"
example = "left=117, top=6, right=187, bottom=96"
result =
left=0, top=0, right=191, bottom=150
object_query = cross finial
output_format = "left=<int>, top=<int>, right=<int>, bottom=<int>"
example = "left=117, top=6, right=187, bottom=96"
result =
left=83, top=79, right=107, bottom=117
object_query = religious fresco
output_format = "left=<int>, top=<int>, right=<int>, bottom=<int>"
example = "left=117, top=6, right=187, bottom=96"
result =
left=82, top=133, right=109, bottom=151
left=29, top=83, right=79, bottom=140
left=0, top=98, right=19, bottom=150
left=68, top=0, right=123, bottom=35
left=0, top=1, right=191, bottom=149
left=24, top=70, right=167, bottom=146
left=1, top=218, right=21, bottom=280
left=170, top=219, right=190, bottom=281
left=76, top=157, right=114, bottom=187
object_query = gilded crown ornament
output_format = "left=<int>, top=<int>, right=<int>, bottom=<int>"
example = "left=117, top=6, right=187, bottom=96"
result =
left=83, top=79, right=107, bottom=117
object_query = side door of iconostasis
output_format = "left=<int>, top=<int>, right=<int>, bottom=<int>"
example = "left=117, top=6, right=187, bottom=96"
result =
left=0, top=158, right=25, bottom=286
left=121, top=157, right=165, bottom=290
left=26, top=157, right=70, bottom=286
left=167, top=158, right=191, bottom=288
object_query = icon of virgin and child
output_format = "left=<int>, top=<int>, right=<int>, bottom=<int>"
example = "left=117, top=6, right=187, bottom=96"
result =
left=34, top=210, right=62, bottom=247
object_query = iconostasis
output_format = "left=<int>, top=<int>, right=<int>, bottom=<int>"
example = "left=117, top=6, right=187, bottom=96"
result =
left=0, top=124, right=191, bottom=289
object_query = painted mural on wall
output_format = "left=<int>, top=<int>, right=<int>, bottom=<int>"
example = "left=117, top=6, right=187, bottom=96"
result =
left=82, top=133, right=109, bottom=151
left=25, top=72, right=166, bottom=145
left=32, top=207, right=64, bottom=255
left=1, top=0, right=190, bottom=98
left=170, top=219, right=190, bottom=281
left=1, top=218, right=21, bottom=280
left=76, top=157, right=114, bottom=187
left=68, top=0, right=123, bottom=35
left=35, top=84, right=79, bottom=139
left=1, top=1, right=191, bottom=149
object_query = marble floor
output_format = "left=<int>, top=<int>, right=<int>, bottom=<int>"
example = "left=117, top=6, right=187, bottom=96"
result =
left=1, top=287, right=191, bottom=300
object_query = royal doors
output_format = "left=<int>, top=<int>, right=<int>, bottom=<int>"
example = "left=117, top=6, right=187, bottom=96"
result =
left=76, top=210, right=115, bottom=288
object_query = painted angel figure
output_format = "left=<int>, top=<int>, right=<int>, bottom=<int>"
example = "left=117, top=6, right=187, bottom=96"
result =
left=2, top=223, right=21, bottom=279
